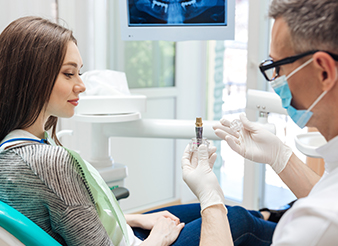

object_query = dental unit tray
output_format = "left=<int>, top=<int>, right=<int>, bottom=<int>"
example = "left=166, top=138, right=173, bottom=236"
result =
left=74, top=95, right=146, bottom=123
left=75, top=95, right=146, bottom=115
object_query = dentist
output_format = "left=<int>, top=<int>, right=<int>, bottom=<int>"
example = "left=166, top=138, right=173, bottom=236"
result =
left=184, top=0, right=338, bottom=245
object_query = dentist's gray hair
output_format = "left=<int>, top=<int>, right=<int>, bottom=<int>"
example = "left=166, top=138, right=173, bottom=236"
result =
left=269, top=0, right=338, bottom=54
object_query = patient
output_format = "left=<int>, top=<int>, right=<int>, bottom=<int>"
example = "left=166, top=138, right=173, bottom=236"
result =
left=0, top=16, right=201, bottom=246
left=0, top=16, right=286, bottom=246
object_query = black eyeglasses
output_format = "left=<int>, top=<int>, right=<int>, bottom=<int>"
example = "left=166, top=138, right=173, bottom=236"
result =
left=259, top=50, right=338, bottom=81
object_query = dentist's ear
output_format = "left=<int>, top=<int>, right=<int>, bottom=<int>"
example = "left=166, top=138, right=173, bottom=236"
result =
left=313, top=52, right=338, bottom=92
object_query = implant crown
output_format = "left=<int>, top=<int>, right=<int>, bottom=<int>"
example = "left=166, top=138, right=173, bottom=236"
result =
left=195, top=117, right=203, bottom=127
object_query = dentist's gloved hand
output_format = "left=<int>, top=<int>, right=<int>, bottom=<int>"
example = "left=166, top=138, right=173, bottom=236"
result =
left=181, top=144, right=226, bottom=212
left=213, top=114, right=292, bottom=174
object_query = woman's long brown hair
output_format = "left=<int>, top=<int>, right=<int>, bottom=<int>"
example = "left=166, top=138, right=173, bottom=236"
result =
left=0, top=16, right=77, bottom=145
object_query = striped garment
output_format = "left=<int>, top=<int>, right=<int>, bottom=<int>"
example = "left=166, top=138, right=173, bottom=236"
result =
left=0, top=142, right=114, bottom=246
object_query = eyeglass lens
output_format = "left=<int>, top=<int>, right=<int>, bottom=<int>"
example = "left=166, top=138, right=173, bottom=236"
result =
left=262, top=60, right=279, bottom=81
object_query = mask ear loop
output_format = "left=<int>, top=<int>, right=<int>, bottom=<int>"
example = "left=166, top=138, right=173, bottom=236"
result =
left=304, top=63, right=338, bottom=114
left=305, top=63, right=331, bottom=113
left=293, top=59, right=333, bottom=126
left=295, top=58, right=327, bottom=123
left=307, top=90, right=327, bottom=112
left=310, top=67, right=338, bottom=111
left=286, top=58, right=314, bottom=80
left=297, top=90, right=327, bottom=126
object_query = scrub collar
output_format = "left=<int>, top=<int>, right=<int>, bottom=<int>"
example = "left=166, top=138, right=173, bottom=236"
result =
left=316, top=135, right=338, bottom=173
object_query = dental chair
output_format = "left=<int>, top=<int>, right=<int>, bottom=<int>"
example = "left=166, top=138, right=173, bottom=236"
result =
left=0, top=200, right=61, bottom=246
left=0, top=187, right=129, bottom=246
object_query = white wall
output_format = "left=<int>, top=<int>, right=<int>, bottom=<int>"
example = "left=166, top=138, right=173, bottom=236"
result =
left=58, top=0, right=96, bottom=72
left=0, top=0, right=55, bottom=32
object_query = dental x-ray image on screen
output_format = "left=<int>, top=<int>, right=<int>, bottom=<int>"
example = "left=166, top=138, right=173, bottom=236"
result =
left=119, top=0, right=235, bottom=41
left=129, top=0, right=226, bottom=25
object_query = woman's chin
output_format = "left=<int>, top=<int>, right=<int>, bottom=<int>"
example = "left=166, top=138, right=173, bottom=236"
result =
left=57, top=112, right=75, bottom=119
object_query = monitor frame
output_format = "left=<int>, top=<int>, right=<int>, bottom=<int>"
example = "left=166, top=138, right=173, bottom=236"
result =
left=119, top=0, right=236, bottom=41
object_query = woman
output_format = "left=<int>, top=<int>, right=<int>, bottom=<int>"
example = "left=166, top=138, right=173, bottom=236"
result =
left=0, top=16, right=197, bottom=246
left=0, top=16, right=279, bottom=246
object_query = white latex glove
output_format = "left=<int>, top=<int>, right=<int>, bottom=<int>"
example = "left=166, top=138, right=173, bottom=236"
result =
left=213, top=114, right=292, bottom=174
left=181, top=144, right=227, bottom=212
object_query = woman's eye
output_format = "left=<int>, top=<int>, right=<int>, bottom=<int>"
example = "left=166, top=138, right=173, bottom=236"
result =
left=64, top=73, right=74, bottom=78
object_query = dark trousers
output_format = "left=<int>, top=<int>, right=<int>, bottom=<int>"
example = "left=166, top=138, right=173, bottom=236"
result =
left=132, top=203, right=276, bottom=246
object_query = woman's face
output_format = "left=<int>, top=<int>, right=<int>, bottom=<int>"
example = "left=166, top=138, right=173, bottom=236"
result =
left=46, top=41, right=85, bottom=118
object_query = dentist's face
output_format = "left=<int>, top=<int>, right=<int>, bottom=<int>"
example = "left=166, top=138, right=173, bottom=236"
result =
left=270, top=17, right=316, bottom=112
left=134, top=0, right=218, bottom=24
left=46, top=41, right=86, bottom=118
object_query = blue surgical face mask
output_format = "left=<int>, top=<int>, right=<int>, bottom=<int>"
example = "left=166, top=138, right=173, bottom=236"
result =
left=271, top=58, right=327, bottom=128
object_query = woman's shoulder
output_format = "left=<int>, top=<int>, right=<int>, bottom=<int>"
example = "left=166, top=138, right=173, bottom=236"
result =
left=13, top=143, right=94, bottom=205
left=7, top=143, right=79, bottom=182
left=14, top=143, right=74, bottom=164
left=1, top=143, right=69, bottom=164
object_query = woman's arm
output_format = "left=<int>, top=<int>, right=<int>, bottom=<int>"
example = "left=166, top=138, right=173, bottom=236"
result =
left=57, top=205, right=113, bottom=246
left=125, top=211, right=180, bottom=229
left=140, top=217, right=185, bottom=246
left=32, top=146, right=114, bottom=245
left=126, top=211, right=184, bottom=246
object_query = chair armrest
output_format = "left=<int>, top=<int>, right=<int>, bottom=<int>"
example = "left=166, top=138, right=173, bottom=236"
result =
left=111, top=187, right=130, bottom=200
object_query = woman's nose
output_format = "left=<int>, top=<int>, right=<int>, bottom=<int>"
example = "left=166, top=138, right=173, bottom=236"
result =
left=75, top=77, right=86, bottom=93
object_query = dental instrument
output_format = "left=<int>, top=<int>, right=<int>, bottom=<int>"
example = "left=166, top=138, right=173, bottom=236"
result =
left=195, top=117, right=203, bottom=147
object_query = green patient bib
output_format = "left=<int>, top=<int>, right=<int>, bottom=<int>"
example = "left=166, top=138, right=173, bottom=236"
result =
left=46, top=134, right=130, bottom=245
left=65, top=149, right=130, bottom=245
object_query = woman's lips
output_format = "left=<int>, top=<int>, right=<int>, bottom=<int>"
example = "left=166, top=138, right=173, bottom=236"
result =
left=68, top=99, right=79, bottom=106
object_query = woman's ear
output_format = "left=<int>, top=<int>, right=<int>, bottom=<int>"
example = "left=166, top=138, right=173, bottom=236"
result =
left=313, top=52, right=338, bottom=92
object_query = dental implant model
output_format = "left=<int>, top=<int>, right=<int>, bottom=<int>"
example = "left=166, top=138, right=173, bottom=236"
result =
left=195, top=117, right=203, bottom=147
left=189, top=117, right=209, bottom=151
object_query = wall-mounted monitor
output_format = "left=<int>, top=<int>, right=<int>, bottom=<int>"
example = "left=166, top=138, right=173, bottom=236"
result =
left=119, top=0, right=235, bottom=41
